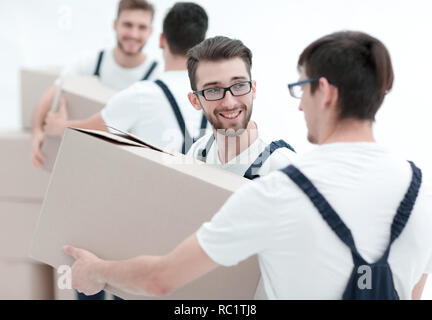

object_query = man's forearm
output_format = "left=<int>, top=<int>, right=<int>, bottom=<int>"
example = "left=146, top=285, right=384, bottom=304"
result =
left=65, top=112, right=108, bottom=131
left=97, top=255, right=168, bottom=297
left=31, top=85, right=57, bottom=134
left=412, top=274, right=428, bottom=300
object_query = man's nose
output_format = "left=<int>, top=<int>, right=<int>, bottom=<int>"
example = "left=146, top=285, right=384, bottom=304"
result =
left=220, top=90, right=237, bottom=106
left=129, top=27, right=140, bottom=39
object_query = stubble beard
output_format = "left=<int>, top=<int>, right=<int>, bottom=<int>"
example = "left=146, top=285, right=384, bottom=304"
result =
left=207, top=102, right=253, bottom=137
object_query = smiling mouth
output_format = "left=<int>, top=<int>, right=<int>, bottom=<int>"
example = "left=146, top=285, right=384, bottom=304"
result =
left=219, top=110, right=242, bottom=120
left=123, top=39, right=141, bottom=45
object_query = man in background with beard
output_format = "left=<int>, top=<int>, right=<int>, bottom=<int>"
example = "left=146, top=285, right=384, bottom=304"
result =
left=31, top=0, right=161, bottom=169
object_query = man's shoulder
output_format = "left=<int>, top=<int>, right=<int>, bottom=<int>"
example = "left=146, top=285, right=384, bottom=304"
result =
left=255, top=138, right=297, bottom=175
left=121, top=78, right=164, bottom=97
left=61, top=48, right=107, bottom=77
left=187, top=132, right=214, bottom=158
left=103, top=79, right=162, bottom=111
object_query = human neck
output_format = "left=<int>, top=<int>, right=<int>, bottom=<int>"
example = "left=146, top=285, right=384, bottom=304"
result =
left=214, top=121, right=259, bottom=164
left=319, top=118, right=375, bottom=145
left=164, top=52, right=187, bottom=71
left=113, top=46, right=146, bottom=68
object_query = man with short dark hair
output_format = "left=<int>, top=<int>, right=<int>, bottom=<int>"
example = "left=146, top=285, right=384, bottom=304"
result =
left=64, top=31, right=432, bottom=300
left=187, top=36, right=296, bottom=180
left=31, top=0, right=161, bottom=169
left=43, top=2, right=209, bottom=155
left=185, top=36, right=296, bottom=299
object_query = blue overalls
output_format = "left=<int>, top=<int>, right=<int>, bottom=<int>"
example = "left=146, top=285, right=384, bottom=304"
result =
left=281, top=161, right=422, bottom=299
left=198, top=135, right=296, bottom=180
left=154, top=80, right=208, bottom=154
left=93, top=50, right=159, bottom=81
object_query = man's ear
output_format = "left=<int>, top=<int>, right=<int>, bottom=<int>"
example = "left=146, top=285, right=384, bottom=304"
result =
left=319, top=77, right=338, bottom=110
left=188, top=92, right=202, bottom=111
left=251, top=80, right=257, bottom=100
left=113, top=19, right=118, bottom=32
left=159, top=33, right=165, bottom=49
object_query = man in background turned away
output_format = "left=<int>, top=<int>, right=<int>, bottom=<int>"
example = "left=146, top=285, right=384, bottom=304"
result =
left=31, top=0, right=161, bottom=169
left=64, top=31, right=432, bottom=299
left=42, top=2, right=209, bottom=155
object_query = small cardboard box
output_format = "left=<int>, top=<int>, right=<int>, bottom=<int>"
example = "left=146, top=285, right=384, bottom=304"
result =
left=20, top=67, right=62, bottom=130
left=0, top=131, right=50, bottom=200
left=41, top=75, right=116, bottom=172
left=30, top=128, right=260, bottom=300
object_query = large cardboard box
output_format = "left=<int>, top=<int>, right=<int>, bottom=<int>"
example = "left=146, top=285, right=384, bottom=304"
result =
left=0, top=131, right=50, bottom=200
left=20, top=67, right=62, bottom=130
left=41, top=75, right=116, bottom=172
left=30, top=128, right=260, bottom=300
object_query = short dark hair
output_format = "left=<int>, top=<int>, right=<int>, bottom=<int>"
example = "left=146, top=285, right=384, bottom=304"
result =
left=117, top=0, right=154, bottom=19
left=299, top=31, right=394, bottom=121
left=163, top=2, right=208, bottom=56
left=187, top=36, right=253, bottom=91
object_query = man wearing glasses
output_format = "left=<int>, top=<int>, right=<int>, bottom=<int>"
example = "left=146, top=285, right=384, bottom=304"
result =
left=64, top=31, right=431, bottom=299
left=186, top=36, right=296, bottom=180
left=185, top=36, right=296, bottom=299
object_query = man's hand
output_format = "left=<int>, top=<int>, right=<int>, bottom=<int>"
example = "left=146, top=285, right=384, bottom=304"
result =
left=63, top=245, right=107, bottom=296
left=31, top=130, right=46, bottom=169
left=43, top=98, right=68, bottom=136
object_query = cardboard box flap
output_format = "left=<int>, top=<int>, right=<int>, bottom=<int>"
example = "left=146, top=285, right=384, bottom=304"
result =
left=71, top=127, right=168, bottom=153
left=105, top=126, right=167, bottom=153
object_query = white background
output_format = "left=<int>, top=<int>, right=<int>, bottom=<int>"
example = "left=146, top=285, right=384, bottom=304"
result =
left=1, top=0, right=431, bottom=298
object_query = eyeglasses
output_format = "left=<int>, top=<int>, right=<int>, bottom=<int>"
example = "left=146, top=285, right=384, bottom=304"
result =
left=288, top=78, right=337, bottom=99
left=287, top=78, right=318, bottom=99
left=194, top=81, right=252, bottom=101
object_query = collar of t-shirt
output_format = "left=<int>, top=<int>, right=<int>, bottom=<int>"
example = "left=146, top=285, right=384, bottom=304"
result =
left=206, top=136, right=269, bottom=176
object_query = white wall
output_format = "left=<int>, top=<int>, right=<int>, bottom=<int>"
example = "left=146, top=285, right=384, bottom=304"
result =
left=1, top=0, right=431, bottom=298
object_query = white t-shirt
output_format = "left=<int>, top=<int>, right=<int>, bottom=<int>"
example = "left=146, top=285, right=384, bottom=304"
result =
left=187, top=132, right=297, bottom=177
left=197, top=142, right=432, bottom=300
left=60, top=48, right=162, bottom=91
left=101, top=70, right=206, bottom=153
left=189, top=131, right=297, bottom=300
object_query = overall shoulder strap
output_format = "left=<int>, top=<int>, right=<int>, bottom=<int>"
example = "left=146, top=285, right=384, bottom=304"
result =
left=141, top=61, right=158, bottom=81
left=93, top=50, right=104, bottom=77
left=195, top=113, right=209, bottom=142
left=376, top=161, right=423, bottom=263
left=243, top=139, right=296, bottom=180
left=390, top=161, right=422, bottom=244
left=198, top=135, right=215, bottom=162
left=281, top=164, right=365, bottom=262
left=154, top=79, right=192, bottom=154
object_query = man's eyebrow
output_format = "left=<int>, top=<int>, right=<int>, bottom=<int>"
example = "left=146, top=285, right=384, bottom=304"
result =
left=231, top=76, right=248, bottom=81
left=201, top=76, right=249, bottom=89
left=202, top=81, right=221, bottom=88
